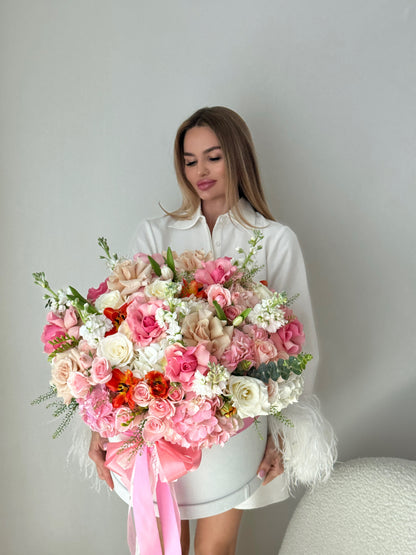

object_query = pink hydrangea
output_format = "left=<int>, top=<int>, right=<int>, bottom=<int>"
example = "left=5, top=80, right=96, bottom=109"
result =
left=41, top=307, right=80, bottom=354
left=220, top=329, right=256, bottom=371
left=78, top=385, right=116, bottom=438
left=194, top=257, right=237, bottom=285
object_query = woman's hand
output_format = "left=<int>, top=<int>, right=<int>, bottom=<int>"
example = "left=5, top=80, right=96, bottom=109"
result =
left=88, top=431, right=114, bottom=490
left=257, top=434, right=284, bottom=486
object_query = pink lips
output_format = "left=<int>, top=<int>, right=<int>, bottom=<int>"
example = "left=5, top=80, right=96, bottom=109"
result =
left=197, top=179, right=216, bottom=191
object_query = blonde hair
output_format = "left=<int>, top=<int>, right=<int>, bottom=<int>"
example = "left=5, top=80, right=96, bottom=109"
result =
left=167, top=106, right=275, bottom=226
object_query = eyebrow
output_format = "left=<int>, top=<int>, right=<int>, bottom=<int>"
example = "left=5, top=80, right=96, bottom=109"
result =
left=183, top=146, right=222, bottom=156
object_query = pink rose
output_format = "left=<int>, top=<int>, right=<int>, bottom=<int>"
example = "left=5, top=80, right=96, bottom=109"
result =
left=220, top=329, right=256, bottom=371
left=148, top=398, right=175, bottom=419
left=126, top=297, right=166, bottom=347
left=87, top=279, right=109, bottom=302
left=131, top=381, right=152, bottom=406
left=270, top=311, right=305, bottom=356
left=114, top=406, right=141, bottom=433
left=207, top=284, right=232, bottom=309
left=41, top=307, right=80, bottom=354
left=67, top=371, right=91, bottom=399
left=168, top=383, right=185, bottom=403
left=230, top=282, right=259, bottom=309
left=253, top=339, right=279, bottom=365
left=142, top=416, right=166, bottom=443
left=90, top=357, right=112, bottom=384
left=164, top=343, right=210, bottom=391
left=194, top=257, right=237, bottom=285
left=243, top=324, right=268, bottom=341
left=223, top=305, right=242, bottom=322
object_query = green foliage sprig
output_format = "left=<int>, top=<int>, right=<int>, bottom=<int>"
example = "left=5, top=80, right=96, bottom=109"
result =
left=98, top=237, right=119, bottom=269
left=233, top=353, right=313, bottom=383
left=32, top=272, right=59, bottom=309
left=31, top=387, right=78, bottom=438
left=233, top=230, right=265, bottom=285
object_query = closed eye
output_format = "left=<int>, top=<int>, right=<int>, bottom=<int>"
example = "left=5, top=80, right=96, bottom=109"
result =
left=184, top=160, right=196, bottom=166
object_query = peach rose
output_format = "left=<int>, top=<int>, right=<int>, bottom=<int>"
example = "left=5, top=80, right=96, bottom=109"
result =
left=174, top=250, right=212, bottom=273
left=107, top=258, right=152, bottom=297
left=50, top=348, right=83, bottom=404
left=181, top=309, right=233, bottom=358
left=67, top=371, right=90, bottom=399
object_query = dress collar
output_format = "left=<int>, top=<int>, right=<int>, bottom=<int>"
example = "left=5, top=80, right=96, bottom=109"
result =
left=168, top=198, right=258, bottom=230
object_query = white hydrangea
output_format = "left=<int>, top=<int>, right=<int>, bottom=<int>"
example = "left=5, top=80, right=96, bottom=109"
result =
left=247, top=293, right=287, bottom=333
left=269, top=374, right=304, bottom=412
left=131, top=343, right=165, bottom=377
left=192, top=364, right=231, bottom=398
left=79, top=314, right=113, bottom=344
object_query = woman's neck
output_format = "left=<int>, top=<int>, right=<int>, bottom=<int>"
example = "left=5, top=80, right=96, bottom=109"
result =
left=201, top=199, right=232, bottom=234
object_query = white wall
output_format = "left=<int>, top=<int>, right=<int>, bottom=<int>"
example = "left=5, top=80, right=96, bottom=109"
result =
left=2, top=1, right=415, bottom=553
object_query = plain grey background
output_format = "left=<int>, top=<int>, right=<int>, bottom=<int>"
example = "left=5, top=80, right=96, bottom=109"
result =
left=2, top=1, right=415, bottom=554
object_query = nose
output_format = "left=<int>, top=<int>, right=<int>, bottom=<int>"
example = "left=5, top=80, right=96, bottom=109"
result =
left=197, top=161, right=208, bottom=176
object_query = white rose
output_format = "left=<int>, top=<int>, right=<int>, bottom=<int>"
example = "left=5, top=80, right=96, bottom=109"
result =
left=229, top=376, right=270, bottom=418
left=95, top=290, right=124, bottom=312
left=97, top=332, right=133, bottom=367
left=269, top=374, right=304, bottom=411
left=252, top=282, right=274, bottom=300
left=145, top=279, right=171, bottom=299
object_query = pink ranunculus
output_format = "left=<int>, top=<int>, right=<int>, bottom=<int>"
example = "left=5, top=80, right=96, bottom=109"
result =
left=126, top=297, right=166, bottom=347
left=78, top=339, right=96, bottom=355
left=270, top=312, right=305, bottom=356
left=230, top=282, right=259, bottom=309
left=243, top=323, right=268, bottom=341
left=194, top=257, right=237, bottom=286
left=67, top=371, right=91, bottom=399
left=220, top=328, right=256, bottom=371
left=87, top=279, right=109, bottom=302
left=206, top=284, right=232, bottom=309
left=90, top=356, right=112, bottom=384
left=79, top=352, right=93, bottom=370
left=131, top=381, right=152, bottom=407
left=164, top=343, right=210, bottom=391
left=142, top=416, right=166, bottom=443
left=223, top=304, right=242, bottom=323
left=148, top=398, right=175, bottom=419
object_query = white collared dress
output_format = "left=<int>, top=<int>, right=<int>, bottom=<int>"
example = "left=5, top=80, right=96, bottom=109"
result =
left=112, top=198, right=319, bottom=519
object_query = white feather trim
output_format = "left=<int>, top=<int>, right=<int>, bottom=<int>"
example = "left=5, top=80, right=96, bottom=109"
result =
left=66, top=415, right=104, bottom=492
left=269, top=395, right=337, bottom=492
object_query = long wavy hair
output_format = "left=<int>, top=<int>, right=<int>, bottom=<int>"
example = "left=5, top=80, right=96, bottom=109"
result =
left=166, top=106, right=275, bottom=226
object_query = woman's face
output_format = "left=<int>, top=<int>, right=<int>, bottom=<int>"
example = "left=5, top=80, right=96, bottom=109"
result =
left=183, top=126, right=228, bottom=206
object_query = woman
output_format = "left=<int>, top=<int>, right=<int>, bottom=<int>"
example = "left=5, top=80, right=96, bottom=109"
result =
left=89, top=106, right=319, bottom=554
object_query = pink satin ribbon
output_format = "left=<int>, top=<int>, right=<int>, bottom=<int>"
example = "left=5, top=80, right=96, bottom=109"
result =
left=105, top=418, right=253, bottom=554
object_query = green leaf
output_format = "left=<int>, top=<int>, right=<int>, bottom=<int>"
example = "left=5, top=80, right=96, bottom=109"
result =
left=148, top=255, right=162, bottom=277
left=166, top=247, right=176, bottom=276
left=213, top=300, right=227, bottom=321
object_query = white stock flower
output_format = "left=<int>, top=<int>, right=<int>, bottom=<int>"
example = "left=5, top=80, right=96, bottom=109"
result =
left=97, top=332, right=134, bottom=367
left=229, top=376, right=270, bottom=418
left=80, top=314, right=113, bottom=344
left=247, top=296, right=287, bottom=333
left=94, top=290, right=124, bottom=312
left=155, top=308, right=182, bottom=342
left=192, top=364, right=231, bottom=398
left=269, top=374, right=304, bottom=412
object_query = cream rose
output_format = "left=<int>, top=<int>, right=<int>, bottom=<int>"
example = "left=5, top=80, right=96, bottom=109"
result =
left=94, top=290, right=124, bottom=312
left=107, top=258, right=152, bottom=297
left=97, top=332, right=134, bottom=367
left=228, top=375, right=270, bottom=418
left=269, top=374, right=304, bottom=411
left=50, top=348, right=83, bottom=404
left=145, top=279, right=172, bottom=300
left=174, top=250, right=212, bottom=273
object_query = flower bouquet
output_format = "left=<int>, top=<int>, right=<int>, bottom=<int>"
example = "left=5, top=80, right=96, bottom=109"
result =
left=33, top=232, right=316, bottom=554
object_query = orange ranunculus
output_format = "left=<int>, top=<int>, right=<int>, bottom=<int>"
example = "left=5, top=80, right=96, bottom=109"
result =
left=145, top=371, right=170, bottom=399
left=106, top=368, right=139, bottom=409
left=104, top=303, right=128, bottom=336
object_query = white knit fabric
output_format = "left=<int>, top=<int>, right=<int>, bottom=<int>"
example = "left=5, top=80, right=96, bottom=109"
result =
left=279, top=457, right=416, bottom=555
